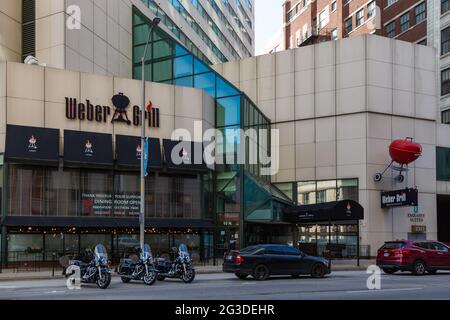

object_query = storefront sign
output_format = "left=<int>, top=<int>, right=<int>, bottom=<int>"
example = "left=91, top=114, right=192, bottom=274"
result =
left=82, top=193, right=140, bottom=216
left=64, top=130, right=113, bottom=167
left=4, top=125, right=60, bottom=165
left=408, top=213, right=425, bottom=223
left=65, top=93, right=160, bottom=128
left=411, top=225, right=427, bottom=233
left=381, top=188, right=418, bottom=208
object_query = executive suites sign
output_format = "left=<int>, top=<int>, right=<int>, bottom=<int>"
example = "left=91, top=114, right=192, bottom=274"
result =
left=381, top=188, right=418, bottom=208
left=65, top=93, right=160, bottom=128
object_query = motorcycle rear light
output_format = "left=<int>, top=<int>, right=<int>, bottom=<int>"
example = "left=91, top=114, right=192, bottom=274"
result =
left=235, top=256, right=244, bottom=264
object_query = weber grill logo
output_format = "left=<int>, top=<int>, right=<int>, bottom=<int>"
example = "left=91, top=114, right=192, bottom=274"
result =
left=65, top=93, right=160, bottom=128
left=381, top=188, right=418, bottom=208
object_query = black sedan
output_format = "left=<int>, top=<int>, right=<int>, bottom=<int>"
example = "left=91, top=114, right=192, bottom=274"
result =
left=223, top=244, right=330, bottom=280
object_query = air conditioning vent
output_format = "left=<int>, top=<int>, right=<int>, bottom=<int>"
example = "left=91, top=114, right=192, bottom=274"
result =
left=22, top=0, right=36, bottom=60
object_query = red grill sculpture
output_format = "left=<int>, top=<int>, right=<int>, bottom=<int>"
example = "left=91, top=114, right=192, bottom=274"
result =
left=374, top=138, right=422, bottom=183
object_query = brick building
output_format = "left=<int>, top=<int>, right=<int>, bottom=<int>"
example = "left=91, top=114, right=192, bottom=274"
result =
left=283, top=0, right=427, bottom=49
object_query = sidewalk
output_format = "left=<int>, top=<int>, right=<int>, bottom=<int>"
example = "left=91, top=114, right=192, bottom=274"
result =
left=0, top=259, right=375, bottom=282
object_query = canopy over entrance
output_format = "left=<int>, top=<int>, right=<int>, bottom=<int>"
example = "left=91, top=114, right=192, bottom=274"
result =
left=283, top=200, right=364, bottom=224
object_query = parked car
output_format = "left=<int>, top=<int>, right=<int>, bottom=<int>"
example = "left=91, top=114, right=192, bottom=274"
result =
left=376, top=240, right=450, bottom=275
left=222, top=244, right=330, bottom=281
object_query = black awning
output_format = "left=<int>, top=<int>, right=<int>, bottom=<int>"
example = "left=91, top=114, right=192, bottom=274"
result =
left=4, top=125, right=60, bottom=165
left=283, top=200, right=364, bottom=224
left=163, top=140, right=207, bottom=172
left=64, top=130, right=113, bottom=168
left=116, top=135, right=162, bottom=170
left=1, top=216, right=214, bottom=229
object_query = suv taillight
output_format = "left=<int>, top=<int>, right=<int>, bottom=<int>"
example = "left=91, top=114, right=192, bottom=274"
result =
left=235, top=255, right=244, bottom=264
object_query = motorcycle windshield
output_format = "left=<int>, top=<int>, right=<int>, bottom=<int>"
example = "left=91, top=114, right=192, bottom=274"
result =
left=179, top=244, right=190, bottom=260
left=143, top=244, right=153, bottom=261
left=94, top=244, right=108, bottom=263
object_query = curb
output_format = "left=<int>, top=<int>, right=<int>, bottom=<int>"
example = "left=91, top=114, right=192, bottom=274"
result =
left=0, top=267, right=369, bottom=282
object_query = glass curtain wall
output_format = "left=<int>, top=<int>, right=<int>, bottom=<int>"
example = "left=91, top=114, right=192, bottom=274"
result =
left=132, top=8, right=279, bottom=251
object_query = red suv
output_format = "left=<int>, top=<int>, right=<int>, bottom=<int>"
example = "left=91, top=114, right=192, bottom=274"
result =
left=376, top=240, right=450, bottom=275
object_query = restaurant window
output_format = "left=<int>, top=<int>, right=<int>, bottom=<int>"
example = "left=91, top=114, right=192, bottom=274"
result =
left=355, top=9, right=364, bottom=27
left=437, top=147, right=450, bottom=181
left=442, top=27, right=450, bottom=55
left=298, top=181, right=316, bottom=205
left=8, top=234, right=43, bottom=262
left=400, top=13, right=409, bottom=33
left=415, top=2, right=426, bottom=24
left=297, top=179, right=359, bottom=205
left=385, top=21, right=396, bottom=38
left=441, top=68, right=450, bottom=96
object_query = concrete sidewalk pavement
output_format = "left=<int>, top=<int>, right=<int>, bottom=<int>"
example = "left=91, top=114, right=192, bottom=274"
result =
left=0, top=259, right=376, bottom=282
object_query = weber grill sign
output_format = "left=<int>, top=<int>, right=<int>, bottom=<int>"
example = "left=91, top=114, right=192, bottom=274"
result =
left=381, top=188, right=418, bottom=208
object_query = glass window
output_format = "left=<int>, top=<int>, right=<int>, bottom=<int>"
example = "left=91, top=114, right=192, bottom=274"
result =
left=153, top=59, right=172, bottom=82
left=8, top=234, right=43, bottom=261
left=386, top=0, right=396, bottom=7
left=368, top=1, right=376, bottom=19
left=356, top=9, right=364, bottom=27
left=274, top=183, right=294, bottom=201
left=386, top=21, right=396, bottom=38
left=194, top=72, right=216, bottom=97
left=317, top=180, right=337, bottom=203
left=337, top=179, right=359, bottom=202
left=298, top=181, right=316, bottom=205
left=400, top=13, right=410, bottom=33
left=442, top=68, right=450, bottom=96
left=443, top=0, right=450, bottom=14
left=437, top=147, right=450, bottom=181
left=319, top=10, right=328, bottom=29
left=174, top=55, right=193, bottom=78
left=217, top=95, right=241, bottom=128
left=331, top=28, right=338, bottom=40
left=175, top=76, right=194, bottom=87
left=81, top=171, right=114, bottom=217
left=331, top=1, right=337, bottom=12
left=216, top=76, right=239, bottom=98
left=345, top=17, right=352, bottom=34
left=80, top=234, right=112, bottom=252
left=442, top=109, right=450, bottom=124
left=415, top=2, right=426, bottom=23
left=153, top=39, right=174, bottom=59
left=194, top=58, right=210, bottom=74
left=442, top=27, right=450, bottom=55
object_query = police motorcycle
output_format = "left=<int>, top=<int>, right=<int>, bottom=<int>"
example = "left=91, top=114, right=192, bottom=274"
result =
left=155, top=244, right=195, bottom=283
left=117, top=244, right=157, bottom=286
left=60, top=244, right=112, bottom=289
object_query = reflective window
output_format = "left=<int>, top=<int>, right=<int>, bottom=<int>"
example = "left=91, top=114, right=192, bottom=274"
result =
left=194, top=72, right=216, bottom=97
left=437, top=147, right=450, bottom=181
left=217, top=95, right=241, bottom=128
left=174, top=55, right=193, bottom=78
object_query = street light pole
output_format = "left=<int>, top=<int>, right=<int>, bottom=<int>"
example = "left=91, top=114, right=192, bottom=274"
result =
left=139, top=17, right=161, bottom=251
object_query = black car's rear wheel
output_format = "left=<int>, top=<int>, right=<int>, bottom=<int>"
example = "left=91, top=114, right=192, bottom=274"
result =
left=412, top=260, right=426, bottom=276
left=382, top=268, right=396, bottom=274
left=311, top=263, right=326, bottom=278
left=253, top=265, right=270, bottom=281
left=235, top=273, right=248, bottom=280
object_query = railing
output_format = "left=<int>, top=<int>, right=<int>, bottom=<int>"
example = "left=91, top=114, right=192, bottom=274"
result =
left=297, top=27, right=333, bottom=47
left=298, top=243, right=371, bottom=259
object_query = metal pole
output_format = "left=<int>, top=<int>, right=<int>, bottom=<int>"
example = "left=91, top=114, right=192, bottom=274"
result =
left=357, top=221, right=360, bottom=267
left=139, top=24, right=154, bottom=251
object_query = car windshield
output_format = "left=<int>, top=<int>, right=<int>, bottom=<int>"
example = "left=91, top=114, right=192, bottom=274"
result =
left=382, top=242, right=405, bottom=250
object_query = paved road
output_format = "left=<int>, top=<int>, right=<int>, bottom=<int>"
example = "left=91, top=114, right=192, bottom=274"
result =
left=0, top=270, right=450, bottom=300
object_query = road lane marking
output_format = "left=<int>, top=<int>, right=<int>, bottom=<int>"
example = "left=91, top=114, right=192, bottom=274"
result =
left=346, top=287, right=423, bottom=294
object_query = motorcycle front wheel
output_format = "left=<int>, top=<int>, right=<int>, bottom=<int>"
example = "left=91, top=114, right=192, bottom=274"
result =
left=96, top=272, right=111, bottom=289
left=181, top=268, right=195, bottom=283
left=143, top=271, right=157, bottom=286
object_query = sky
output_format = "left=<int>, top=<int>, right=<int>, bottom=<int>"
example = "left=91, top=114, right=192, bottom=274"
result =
left=254, top=0, right=284, bottom=55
